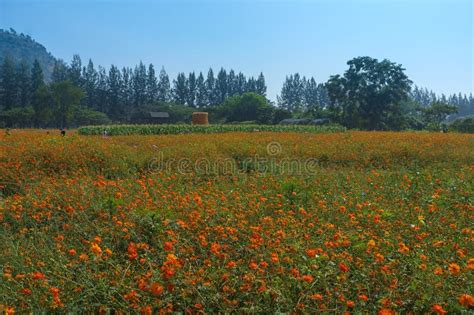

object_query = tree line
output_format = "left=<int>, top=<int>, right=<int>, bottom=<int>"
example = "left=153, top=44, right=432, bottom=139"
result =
left=0, top=53, right=473, bottom=131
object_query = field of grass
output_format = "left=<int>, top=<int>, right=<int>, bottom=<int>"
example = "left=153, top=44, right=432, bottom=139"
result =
left=1, top=129, right=473, bottom=314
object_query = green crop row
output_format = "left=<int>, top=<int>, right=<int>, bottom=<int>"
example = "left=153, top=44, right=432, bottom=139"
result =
left=77, top=124, right=347, bottom=136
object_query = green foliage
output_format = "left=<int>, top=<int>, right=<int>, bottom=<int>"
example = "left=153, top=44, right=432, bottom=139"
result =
left=72, top=107, right=111, bottom=126
left=422, top=102, right=458, bottom=131
left=77, top=123, right=346, bottom=136
left=326, top=56, right=412, bottom=130
left=0, top=106, right=34, bottom=127
left=217, top=92, right=274, bottom=124
left=449, top=117, right=474, bottom=133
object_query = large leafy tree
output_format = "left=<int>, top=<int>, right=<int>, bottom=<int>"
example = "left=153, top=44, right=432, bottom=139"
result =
left=218, top=92, right=273, bottom=124
left=326, top=56, right=412, bottom=130
left=40, top=81, right=84, bottom=128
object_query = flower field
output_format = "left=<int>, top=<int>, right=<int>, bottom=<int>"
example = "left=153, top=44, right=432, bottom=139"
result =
left=0, top=130, right=473, bottom=314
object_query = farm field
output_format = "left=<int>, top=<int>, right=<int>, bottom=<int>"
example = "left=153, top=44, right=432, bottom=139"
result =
left=0, top=130, right=473, bottom=314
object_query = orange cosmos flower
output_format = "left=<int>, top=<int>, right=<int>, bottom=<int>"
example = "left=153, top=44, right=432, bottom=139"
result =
left=90, top=242, right=102, bottom=256
left=448, top=263, right=461, bottom=275
left=302, top=275, right=313, bottom=283
left=467, top=258, right=474, bottom=270
left=32, top=271, right=46, bottom=280
left=459, top=294, right=474, bottom=307
left=227, top=261, right=236, bottom=268
left=339, top=262, right=350, bottom=273
left=150, top=282, right=164, bottom=296
left=358, top=294, right=368, bottom=302
left=378, top=309, right=395, bottom=315
left=127, top=242, right=138, bottom=260
left=68, top=249, right=76, bottom=256
left=164, top=241, right=173, bottom=251
left=432, top=304, right=446, bottom=314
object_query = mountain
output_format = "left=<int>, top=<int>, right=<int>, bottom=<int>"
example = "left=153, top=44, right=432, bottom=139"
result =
left=0, top=28, right=56, bottom=81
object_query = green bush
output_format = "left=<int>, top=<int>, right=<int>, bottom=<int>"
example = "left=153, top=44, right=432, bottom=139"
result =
left=449, top=117, right=474, bottom=133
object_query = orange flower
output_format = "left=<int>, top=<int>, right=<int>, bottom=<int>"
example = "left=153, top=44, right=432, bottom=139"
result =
left=128, top=242, right=138, bottom=260
left=378, top=309, right=395, bottom=315
left=358, top=294, right=368, bottom=302
left=150, top=282, right=164, bottom=296
left=467, top=258, right=474, bottom=270
left=227, top=261, right=236, bottom=268
left=79, top=253, right=89, bottom=261
left=459, top=294, right=474, bottom=307
left=432, top=304, right=446, bottom=314
left=32, top=271, right=46, bottom=280
left=339, top=262, right=350, bottom=273
left=164, top=241, right=173, bottom=251
left=68, top=249, right=76, bottom=256
left=302, top=275, right=313, bottom=283
left=310, top=293, right=323, bottom=300
left=434, top=266, right=443, bottom=275
left=90, top=242, right=102, bottom=255
left=448, top=263, right=461, bottom=275
left=249, top=262, right=258, bottom=270
left=346, top=300, right=355, bottom=308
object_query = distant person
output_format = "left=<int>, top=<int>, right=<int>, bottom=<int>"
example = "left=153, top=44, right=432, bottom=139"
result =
left=60, top=128, right=66, bottom=137
left=5, top=128, right=11, bottom=136
left=103, top=129, right=108, bottom=138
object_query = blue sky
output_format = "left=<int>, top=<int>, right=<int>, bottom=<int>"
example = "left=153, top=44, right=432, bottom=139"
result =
left=1, top=0, right=472, bottom=100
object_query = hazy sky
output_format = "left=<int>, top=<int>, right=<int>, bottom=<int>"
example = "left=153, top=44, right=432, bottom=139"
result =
left=1, top=0, right=473, bottom=100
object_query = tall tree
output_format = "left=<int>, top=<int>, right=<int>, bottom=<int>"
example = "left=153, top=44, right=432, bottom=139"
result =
left=31, top=59, right=45, bottom=126
left=206, top=68, right=217, bottom=106
left=0, top=55, right=17, bottom=110
left=173, top=72, right=188, bottom=105
left=69, top=54, right=83, bottom=86
left=108, top=65, right=122, bottom=118
left=146, top=64, right=158, bottom=104
left=16, top=60, right=31, bottom=107
left=255, top=72, right=267, bottom=97
left=216, top=68, right=228, bottom=104
left=157, top=67, right=171, bottom=102
left=132, top=61, right=147, bottom=107
left=195, top=72, right=207, bottom=108
left=186, top=72, right=197, bottom=107
left=95, top=66, right=108, bottom=112
left=121, top=67, right=133, bottom=109
left=51, top=59, right=68, bottom=83
left=82, top=59, right=97, bottom=108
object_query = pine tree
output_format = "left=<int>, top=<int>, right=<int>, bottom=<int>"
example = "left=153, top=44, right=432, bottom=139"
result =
left=121, top=67, right=133, bottom=110
left=206, top=68, right=216, bottom=106
left=227, top=70, right=237, bottom=96
left=31, top=59, right=45, bottom=126
left=16, top=60, right=31, bottom=107
left=186, top=72, right=197, bottom=107
left=146, top=64, right=158, bottom=104
left=246, top=77, right=256, bottom=93
left=82, top=59, right=98, bottom=108
left=157, top=67, right=171, bottom=102
left=195, top=72, right=207, bottom=108
left=255, top=72, right=267, bottom=97
left=51, top=59, right=68, bottom=83
left=132, top=61, right=147, bottom=107
left=173, top=72, right=188, bottom=105
left=69, top=54, right=82, bottom=86
left=236, top=72, right=246, bottom=94
left=95, top=66, right=108, bottom=112
left=0, top=55, right=17, bottom=110
left=108, top=65, right=122, bottom=118
left=304, top=77, right=319, bottom=111
left=216, top=68, right=228, bottom=104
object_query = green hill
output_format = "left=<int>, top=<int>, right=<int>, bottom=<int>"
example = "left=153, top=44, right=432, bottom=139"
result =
left=0, top=28, right=56, bottom=81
